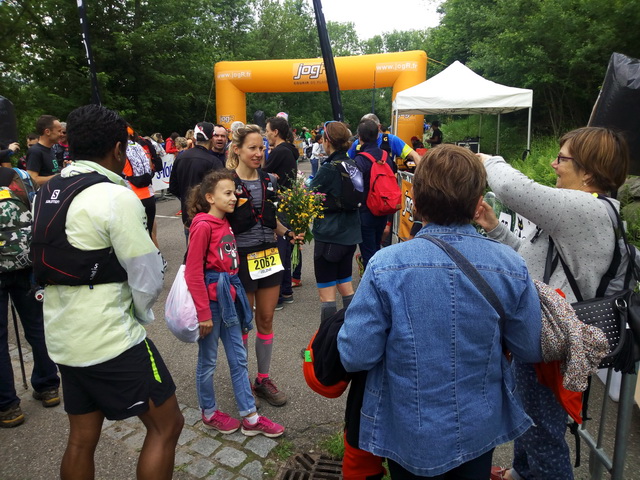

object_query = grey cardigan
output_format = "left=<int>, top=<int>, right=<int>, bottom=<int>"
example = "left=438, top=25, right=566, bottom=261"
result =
left=484, top=156, right=617, bottom=303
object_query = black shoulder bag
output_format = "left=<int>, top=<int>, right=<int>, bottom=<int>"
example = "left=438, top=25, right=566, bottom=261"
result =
left=543, top=197, right=640, bottom=373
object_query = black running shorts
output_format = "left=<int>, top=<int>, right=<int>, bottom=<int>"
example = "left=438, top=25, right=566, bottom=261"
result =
left=58, top=338, right=176, bottom=420
left=314, top=241, right=357, bottom=286
left=237, top=243, right=283, bottom=292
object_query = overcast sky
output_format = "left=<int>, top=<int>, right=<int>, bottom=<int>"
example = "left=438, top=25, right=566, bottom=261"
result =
left=315, top=0, right=443, bottom=40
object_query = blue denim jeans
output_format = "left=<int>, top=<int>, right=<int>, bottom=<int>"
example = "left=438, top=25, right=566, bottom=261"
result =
left=310, top=157, right=319, bottom=177
left=358, top=210, right=388, bottom=270
left=196, top=301, right=255, bottom=417
left=0, top=269, right=59, bottom=410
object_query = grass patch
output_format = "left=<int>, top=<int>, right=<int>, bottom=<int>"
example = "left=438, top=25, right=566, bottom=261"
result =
left=319, top=430, right=345, bottom=459
left=262, top=459, right=279, bottom=478
left=272, top=439, right=295, bottom=461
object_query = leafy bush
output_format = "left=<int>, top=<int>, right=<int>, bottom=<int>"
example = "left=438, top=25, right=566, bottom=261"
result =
left=510, top=136, right=559, bottom=188
left=441, top=116, right=559, bottom=186
left=437, top=110, right=533, bottom=161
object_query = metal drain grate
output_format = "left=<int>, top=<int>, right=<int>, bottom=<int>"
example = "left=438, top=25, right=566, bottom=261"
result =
left=275, top=453, right=343, bottom=480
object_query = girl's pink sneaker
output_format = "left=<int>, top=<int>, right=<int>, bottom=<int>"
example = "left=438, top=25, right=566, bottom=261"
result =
left=202, top=410, right=241, bottom=434
left=241, top=415, right=284, bottom=438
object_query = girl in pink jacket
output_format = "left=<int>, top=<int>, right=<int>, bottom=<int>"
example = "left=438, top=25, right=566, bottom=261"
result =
left=184, top=169, right=284, bottom=437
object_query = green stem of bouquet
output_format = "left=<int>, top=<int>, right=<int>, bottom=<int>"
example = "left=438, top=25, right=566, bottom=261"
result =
left=291, top=244, right=301, bottom=271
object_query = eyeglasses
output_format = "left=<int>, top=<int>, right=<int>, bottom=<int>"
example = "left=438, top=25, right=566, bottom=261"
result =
left=324, top=120, right=338, bottom=129
left=555, top=155, right=574, bottom=164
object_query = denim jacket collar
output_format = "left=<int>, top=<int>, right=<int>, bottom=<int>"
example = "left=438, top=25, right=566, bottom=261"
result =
left=416, top=222, right=479, bottom=238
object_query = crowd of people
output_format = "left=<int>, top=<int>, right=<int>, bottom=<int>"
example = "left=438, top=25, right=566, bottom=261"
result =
left=0, top=103, right=633, bottom=480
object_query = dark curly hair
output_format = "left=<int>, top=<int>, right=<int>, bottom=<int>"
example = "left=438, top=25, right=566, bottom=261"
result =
left=67, top=105, right=127, bottom=161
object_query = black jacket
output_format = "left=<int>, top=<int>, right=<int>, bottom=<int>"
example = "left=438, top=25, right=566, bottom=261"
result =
left=264, top=142, right=297, bottom=190
left=168, top=145, right=225, bottom=225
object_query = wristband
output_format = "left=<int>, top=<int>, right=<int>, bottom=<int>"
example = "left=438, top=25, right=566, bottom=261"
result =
left=284, top=229, right=292, bottom=239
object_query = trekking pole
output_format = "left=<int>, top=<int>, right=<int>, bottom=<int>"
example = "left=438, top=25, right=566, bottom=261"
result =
left=9, top=300, right=28, bottom=390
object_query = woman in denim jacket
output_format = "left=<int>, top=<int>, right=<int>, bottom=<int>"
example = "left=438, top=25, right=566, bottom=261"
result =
left=338, top=145, right=543, bottom=479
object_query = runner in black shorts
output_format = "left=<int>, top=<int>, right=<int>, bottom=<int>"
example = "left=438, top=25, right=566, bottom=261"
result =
left=32, top=105, right=183, bottom=480
left=226, top=124, right=301, bottom=408
left=308, top=121, right=363, bottom=324
left=58, top=339, right=175, bottom=420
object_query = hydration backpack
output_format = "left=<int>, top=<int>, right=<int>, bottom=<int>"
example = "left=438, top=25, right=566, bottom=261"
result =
left=323, top=159, right=364, bottom=212
left=227, top=170, right=278, bottom=234
left=594, top=195, right=640, bottom=297
left=0, top=168, right=37, bottom=272
left=125, top=140, right=153, bottom=188
left=358, top=151, right=402, bottom=216
left=31, top=172, right=128, bottom=286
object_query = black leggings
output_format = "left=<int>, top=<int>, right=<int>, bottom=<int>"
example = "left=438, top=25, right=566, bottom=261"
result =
left=387, top=449, right=494, bottom=480
left=140, top=196, right=156, bottom=236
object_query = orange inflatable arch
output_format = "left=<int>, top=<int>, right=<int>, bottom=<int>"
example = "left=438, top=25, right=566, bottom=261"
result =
left=215, top=51, right=427, bottom=145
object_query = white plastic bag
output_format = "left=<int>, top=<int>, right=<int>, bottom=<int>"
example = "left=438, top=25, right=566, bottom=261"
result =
left=165, top=265, right=199, bottom=343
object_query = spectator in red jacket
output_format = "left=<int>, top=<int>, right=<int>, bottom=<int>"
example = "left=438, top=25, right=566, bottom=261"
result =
left=165, top=132, right=179, bottom=155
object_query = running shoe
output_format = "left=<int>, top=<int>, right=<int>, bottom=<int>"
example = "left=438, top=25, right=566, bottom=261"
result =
left=0, top=403, right=24, bottom=428
left=202, top=410, right=241, bottom=434
left=241, top=415, right=284, bottom=438
left=32, top=388, right=60, bottom=408
left=254, top=377, right=287, bottom=406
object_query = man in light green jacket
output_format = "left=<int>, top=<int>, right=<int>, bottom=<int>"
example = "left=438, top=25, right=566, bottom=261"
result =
left=32, top=104, right=184, bottom=480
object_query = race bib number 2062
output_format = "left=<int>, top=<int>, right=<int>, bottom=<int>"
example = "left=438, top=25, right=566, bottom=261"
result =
left=247, top=247, right=284, bottom=280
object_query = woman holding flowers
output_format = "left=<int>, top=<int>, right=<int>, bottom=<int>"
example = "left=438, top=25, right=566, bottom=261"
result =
left=309, top=121, right=362, bottom=323
left=226, top=124, right=297, bottom=407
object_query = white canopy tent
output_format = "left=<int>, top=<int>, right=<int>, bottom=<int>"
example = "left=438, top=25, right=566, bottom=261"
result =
left=392, top=61, right=533, bottom=154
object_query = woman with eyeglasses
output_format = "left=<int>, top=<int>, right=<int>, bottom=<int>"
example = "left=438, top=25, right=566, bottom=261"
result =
left=475, top=127, right=630, bottom=480
left=308, top=121, right=362, bottom=323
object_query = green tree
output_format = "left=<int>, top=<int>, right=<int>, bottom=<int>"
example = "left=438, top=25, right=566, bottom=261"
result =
left=246, top=0, right=318, bottom=60
left=427, top=0, right=494, bottom=66
left=361, top=29, right=430, bottom=55
left=326, top=21, right=361, bottom=57
left=0, top=0, right=255, bottom=139
left=429, top=0, right=640, bottom=135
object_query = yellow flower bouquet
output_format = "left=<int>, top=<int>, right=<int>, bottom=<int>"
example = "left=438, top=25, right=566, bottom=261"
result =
left=278, top=173, right=325, bottom=270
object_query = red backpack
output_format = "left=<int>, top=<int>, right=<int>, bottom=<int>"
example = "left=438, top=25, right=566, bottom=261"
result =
left=359, top=151, right=402, bottom=216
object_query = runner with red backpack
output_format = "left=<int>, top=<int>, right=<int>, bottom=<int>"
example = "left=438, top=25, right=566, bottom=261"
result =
left=353, top=119, right=401, bottom=272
